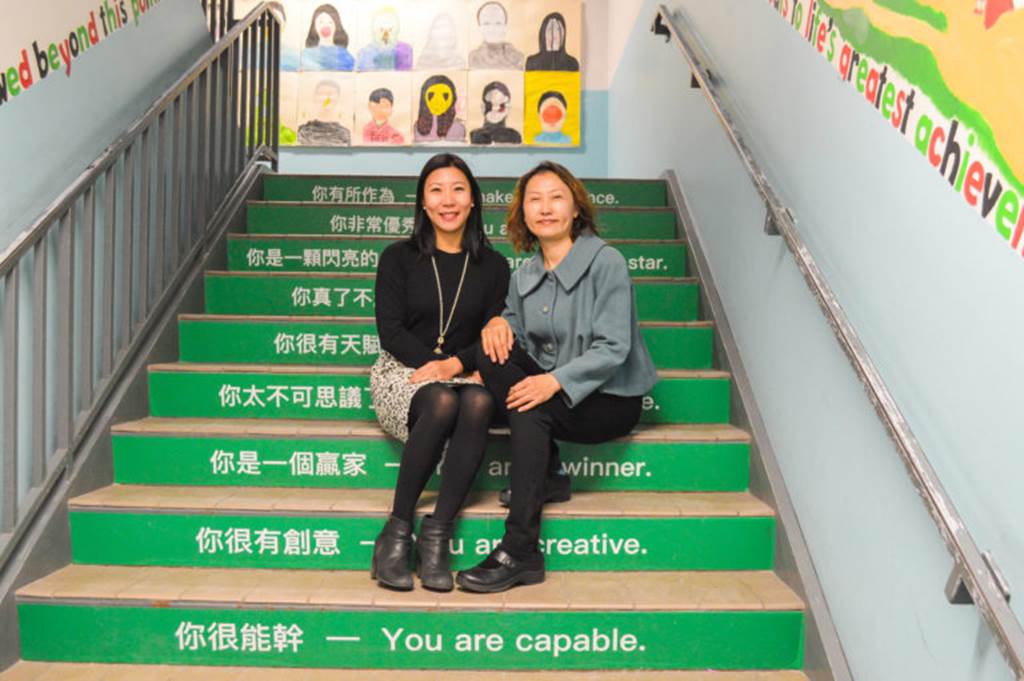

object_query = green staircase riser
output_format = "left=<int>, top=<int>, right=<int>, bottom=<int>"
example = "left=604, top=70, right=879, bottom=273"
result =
left=178, top=320, right=714, bottom=370
left=69, top=513, right=774, bottom=571
left=18, top=605, right=803, bottom=670
left=227, top=237, right=687, bottom=278
left=262, top=175, right=669, bottom=208
left=147, top=372, right=731, bottom=425
left=112, top=435, right=750, bottom=492
left=246, top=203, right=678, bottom=241
left=204, top=275, right=700, bottom=322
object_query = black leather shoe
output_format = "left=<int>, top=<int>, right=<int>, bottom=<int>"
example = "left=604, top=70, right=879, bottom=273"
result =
left=498, top=470, right=572, bottom=507
left=371, top=516, right=414, bottom=591
left=456, top=548, right=545, bottom=593
left=416, top=515, right=454, bottom=592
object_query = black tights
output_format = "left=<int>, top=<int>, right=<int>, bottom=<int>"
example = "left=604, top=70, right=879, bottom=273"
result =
left=390, top=383, right=495, bottom=524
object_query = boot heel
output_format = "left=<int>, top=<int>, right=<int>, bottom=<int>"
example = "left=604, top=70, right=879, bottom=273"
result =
left=370, top=515, right=414, bottom=591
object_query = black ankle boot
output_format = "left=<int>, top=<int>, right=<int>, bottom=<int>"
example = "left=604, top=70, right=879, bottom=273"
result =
left=416, top=515, right=454, bottom=592
left=371, top=515, right=414, bottom=591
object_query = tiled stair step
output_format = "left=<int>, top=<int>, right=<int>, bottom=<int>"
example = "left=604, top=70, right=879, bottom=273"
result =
left=147, top=364, right=731, bottom=425
left=0, top=662, right=811, bottom=681
left=111, top=418, right=751, bottom=492
left=16, top=567, right=802, bottom=670
left=67, top=487, right=775, bottom=571
left=263, top=174, right=669, bottom=207
left=229, top=234, right=688, bottom=278
left=204, top=271, right=700, bottom=322
left=178, top=315, right=714, bottom=370
left=247, top=202, right=678, bottom=241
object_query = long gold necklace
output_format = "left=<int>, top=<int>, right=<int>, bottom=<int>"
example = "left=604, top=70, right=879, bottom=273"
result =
left=430, top=252, right=470, bottom=355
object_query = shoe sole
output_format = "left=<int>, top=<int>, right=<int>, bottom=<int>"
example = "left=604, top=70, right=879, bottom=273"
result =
left=455, top=568, right=546, bottom=594
left=371, top=563, right=414, bottom=591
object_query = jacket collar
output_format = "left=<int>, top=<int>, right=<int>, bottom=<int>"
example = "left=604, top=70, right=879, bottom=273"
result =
left=516, top=231, right=606, bottom=296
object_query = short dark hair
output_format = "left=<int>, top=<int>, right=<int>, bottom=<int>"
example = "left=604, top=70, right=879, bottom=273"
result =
left=412, top=154, right=490, bottom=261
left=306, top=4, right=349, bottom=49
left=369, top=88, right=394, bottom=104
left=537, top=90, right=567, bottom=111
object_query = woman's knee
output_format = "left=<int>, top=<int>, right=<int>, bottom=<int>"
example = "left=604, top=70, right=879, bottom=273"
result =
left=458, top=385, right=495, bottom=423
left=411, top=384, right=460, bottom=426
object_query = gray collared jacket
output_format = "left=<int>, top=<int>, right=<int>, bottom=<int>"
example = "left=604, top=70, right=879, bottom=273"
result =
left=502, top=231, right=658, bottom=407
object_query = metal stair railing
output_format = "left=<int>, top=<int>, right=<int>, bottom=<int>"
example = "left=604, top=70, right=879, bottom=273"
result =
left=651, top=5, right=1024, bottom=679
left=0, top=2, right=281, bottom=570
left=202, top=0, right=236, bottom=42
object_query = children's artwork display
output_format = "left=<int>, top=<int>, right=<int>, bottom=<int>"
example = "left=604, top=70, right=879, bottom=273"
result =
left=236, top=0, right=581, bottom=148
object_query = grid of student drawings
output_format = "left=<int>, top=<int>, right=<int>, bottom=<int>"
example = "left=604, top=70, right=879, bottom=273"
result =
left=234, top=0, right=582, bottom=147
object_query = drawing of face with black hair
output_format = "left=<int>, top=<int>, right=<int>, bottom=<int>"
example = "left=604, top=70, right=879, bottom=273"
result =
left=543, top=13, right=565, bottom=51
left=525, top=11, right=579, bottom=71
left=470, top=80, right=521, bottom=145
left=483, top=81, right=511, bottom=125
left=532, top=90, right=570, bottom=145
left=301, top=4, right=354, bottom=70
left=414, top=75, right=466, bottom=143
left=306, top=4, right=348, bottom=48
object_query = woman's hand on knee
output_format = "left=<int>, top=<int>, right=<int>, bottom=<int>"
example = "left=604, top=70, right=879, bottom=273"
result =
left=507, top=373, right=561, bottom=412
left=410, top=357, right=463, bottom=383
left=481, top=317, right=514, bottom=365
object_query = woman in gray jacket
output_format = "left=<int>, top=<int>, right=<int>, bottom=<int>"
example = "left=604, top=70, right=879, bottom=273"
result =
left=456, top=161, right=658, bottom=593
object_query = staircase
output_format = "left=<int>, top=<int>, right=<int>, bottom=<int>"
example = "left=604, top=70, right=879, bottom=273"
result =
left=3, top=174, right=808, bottom=678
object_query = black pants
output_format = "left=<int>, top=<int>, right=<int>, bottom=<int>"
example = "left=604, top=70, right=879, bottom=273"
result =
left=476, top=344, right=643, bottom=559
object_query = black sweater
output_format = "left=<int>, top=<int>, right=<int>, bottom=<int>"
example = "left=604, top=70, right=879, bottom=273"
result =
left=375, top=240, right=510, bottom=371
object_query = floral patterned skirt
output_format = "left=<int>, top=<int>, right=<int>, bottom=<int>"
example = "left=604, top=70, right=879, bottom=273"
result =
left=369, top=350, right=480, bottom=443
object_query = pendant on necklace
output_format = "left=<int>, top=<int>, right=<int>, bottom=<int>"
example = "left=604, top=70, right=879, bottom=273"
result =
left=433, top=347, right=443, bottom=355
left=434, top=336, right=444, bottom=355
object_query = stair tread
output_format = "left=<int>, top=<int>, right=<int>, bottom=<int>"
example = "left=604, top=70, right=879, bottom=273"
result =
left=69, top=486, right=773, bottom=518
left=205, top=270, right=699, bottom=283
left=230, top=232, right=686, bottom=245
left=147, top=362, right=730, bottom=380
left=178, top=313, right=713, bottom=329
left=0, top=663, right=809, bottom=680
left=17, top=565, right=802, bottom=612
left=111, top=417, right=750, bottom=442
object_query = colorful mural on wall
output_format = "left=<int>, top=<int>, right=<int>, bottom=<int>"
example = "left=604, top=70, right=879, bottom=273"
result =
left=770, top=0, right=1024, bottom=257
left=235, top=0, right=582, bottom=148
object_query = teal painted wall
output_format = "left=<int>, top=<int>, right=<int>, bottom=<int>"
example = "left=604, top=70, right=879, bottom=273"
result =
left=0, top=0, right=211, bottom=253
left=608, top=1, right=1022, bottom=679
left=278, top=89, right=609, bottom=179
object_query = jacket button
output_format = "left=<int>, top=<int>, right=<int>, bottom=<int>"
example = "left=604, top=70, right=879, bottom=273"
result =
left=543, top=343, right=554, bottom=352
left=541, top=305, right=550, bottom=313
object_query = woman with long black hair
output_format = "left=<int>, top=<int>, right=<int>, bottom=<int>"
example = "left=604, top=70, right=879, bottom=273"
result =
left=370, top=153, right=510, bottom=592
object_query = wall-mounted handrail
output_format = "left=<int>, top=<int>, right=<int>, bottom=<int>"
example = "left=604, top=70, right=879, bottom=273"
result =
left=0, top=3, right=280, bottom=570
left=652, top=5, right=1024, bottom=679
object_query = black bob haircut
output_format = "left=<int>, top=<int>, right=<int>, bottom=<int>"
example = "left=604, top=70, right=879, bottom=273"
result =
left=305, top=4, right=349, bottom=48
left=369, top=88, right=394, bottom=104
left=537, top=90, right=567, bottom=111
left=412, top=153, right=489, bottom=261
